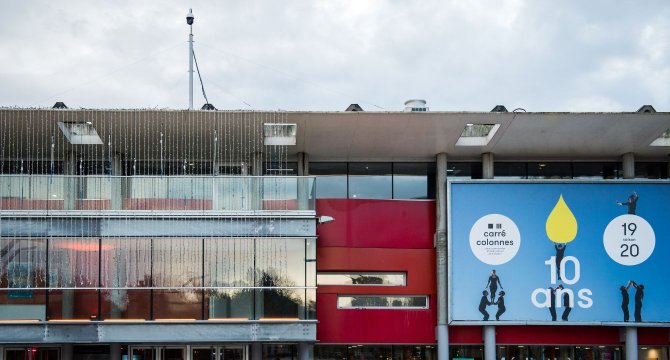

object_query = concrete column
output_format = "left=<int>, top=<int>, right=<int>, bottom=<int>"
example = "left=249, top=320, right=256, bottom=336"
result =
left=622, top=153, right=635, bottom=179
left=251, top=343, right=262, bottom=360
left=626, top=327, right=638, bottom=360
left=436, top=153, right=449, bottom=360
left=110, top=344, right=122, bottom=360
left=61, top=344, right=73, bottom=360
left=110, top=153, right=124, bottom=210
left=298, top=343, right=312, bottom=360
left=63, top=151, right=77, bottom=210
left=297, top=152, right=310, bottom=210
left=483, top=326, right=496, bottom=360
left=482, top=153, right=494, bottom=179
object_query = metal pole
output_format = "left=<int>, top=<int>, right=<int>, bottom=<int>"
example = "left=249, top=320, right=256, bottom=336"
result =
left=189, top=22, right=194, bottom=110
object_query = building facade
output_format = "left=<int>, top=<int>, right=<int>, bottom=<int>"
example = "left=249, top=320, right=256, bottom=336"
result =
left=0, top=107, right=668, bottom=360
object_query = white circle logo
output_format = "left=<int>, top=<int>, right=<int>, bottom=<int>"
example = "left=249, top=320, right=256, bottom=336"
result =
left=603, top=214, right=655, bottom=266
left=469, top=214, right=521, bottom=265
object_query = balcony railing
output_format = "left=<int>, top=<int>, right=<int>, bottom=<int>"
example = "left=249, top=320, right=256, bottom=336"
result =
left=0, top=175, right=315, bottom=212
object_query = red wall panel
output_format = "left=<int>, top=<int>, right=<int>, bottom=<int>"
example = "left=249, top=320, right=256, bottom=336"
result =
left=495, top=326, right=621, bottom=345
left=638, top=327, right=670, bottom=345
left=317, top=293, right=436, bottom=344
left=316, top=199, right=435, bottom=249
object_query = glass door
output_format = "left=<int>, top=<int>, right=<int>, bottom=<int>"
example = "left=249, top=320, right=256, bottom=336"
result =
left=158, top=347, right=185, bottom=360
left=220, top=347, right=245, bottom=360
left=191, top=346, right=246, bottom=360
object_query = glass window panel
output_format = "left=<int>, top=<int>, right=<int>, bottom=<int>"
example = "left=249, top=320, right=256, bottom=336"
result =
left=337, top=295, right=428, bottom=309
left=311, top=163, right=347, bottom=199
left=47, top=289, right=99, bottom=320
left=639, top=347, right=668, bottom=360
left=204, top=238, right=254, bottom=287
left=153, top=289, right=202, bottom=320
left=263, top=177, right=298, bottom=210
left=262, top=345, right=296, bottom=360
left=393, top=345, right=436, bottom=360
left=349, top=346, right=392, bottom=360
left=306, top=239, right=316, bottom=288
left=306, top=289, right=316, bottom=320
left=447, top=162, right=482, bottom=179
left=317, top=272, right=406, bottom=286
left=263, top=162, right=298, bottom=175
left=573, top=162, right=619, bottom=179
left=636, top=162, right=668, bottom=179
left=101, top=238, right=151, bottom=288
left=0, top=238, right=47, bottom=288
left=255, top=238, right=305, bottom=287
left=206, top=289, right=253, bottom=320
left=100, top=289, right=150, bottom=320
left=393, top=163, right=436, bottom=199
left=348, top=163, right=392, bottom=199
left=314, top=345, right=348, bottom=360
left=527, top=162, right=572, bottom=179
left=256, top=288, right=305, bottom=319
left=494, top=162, right=527, bottom=179
left=152, top=238, right=202, bottom=288
left=48, top=238, right=99, bottom=288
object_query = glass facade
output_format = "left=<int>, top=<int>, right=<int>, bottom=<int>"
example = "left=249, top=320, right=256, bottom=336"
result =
left=317, top=272, right=406, bottom=286
left=315, top=345, right=436, bottom=360
left=0, top=237, right=315, bottom=321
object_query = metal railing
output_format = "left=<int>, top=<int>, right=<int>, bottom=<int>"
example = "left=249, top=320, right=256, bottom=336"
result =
left=0, top=175, right=316, bottom=211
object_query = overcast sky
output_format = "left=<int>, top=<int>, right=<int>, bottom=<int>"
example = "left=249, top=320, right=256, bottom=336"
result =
left=1, top=1, right=668, bottom=112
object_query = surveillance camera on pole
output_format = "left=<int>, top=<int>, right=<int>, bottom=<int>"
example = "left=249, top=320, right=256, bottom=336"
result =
left=186, top=9, right=194, bottom=110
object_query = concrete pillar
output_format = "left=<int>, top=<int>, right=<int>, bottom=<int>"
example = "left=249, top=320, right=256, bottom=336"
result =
left=297, top=152, right=310, bottom=210
left=436, top=153, right=449, bottom=360
left=110, top=344, right=122, bottom=360
left=63, top=151, right=77, bottom=210
left=622, top=153, right=635, bottom=179
left=61, top=344, right=73, bottom=360
left=298, top=343, right=312, bottom=360
left=626, top=327, right=638, bottom=360
left=482, top=153, right=494, bottom=179
left=483, top=326, right=496, bottom=360
left=251, top=343, right=262, bottom=360
left=110, top=153, right=124, bottom=210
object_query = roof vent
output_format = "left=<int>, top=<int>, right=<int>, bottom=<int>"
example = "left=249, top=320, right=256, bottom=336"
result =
left=345, top=104, right=364, bottom=112
left=201, top=103, right=217, bottom=110
left=53, top=102, right=68, bottom=109
left=491, top=105, right=508, bottom=113
left=404, top=99, right=428, bottom=112
left=637, top=105, right=656, bottom=113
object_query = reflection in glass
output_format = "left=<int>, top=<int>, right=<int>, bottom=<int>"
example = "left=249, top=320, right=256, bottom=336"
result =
left=49, top=238, right=99, bottom=288
left=48, top=289, right=99, bottom=320
left=636, top=162, right=669, bottom=179
left=337, top=295, right=427, bottom=309
left=310, top=163, right=347, bottom=199
left=447, top=162, right=482, bottom=179
left=205, top=238, right=254, bottom=287
left=101, top=289, right=150, bottom=320
left=153, top=289, right=202, bottom=320
left=152, top=238, right=202, bottom=288
left=494, top=163, right=527, bottom=179
left=573, top=162, right=619, bottom=179
left=393, top=163, right=436, bottom=199
left=349, top=346, right=392, bottom=360
left=527, top=162, right=571, bottom=179
left=206, top=289, right=253, bottom=319
left=262, top=344, right=296, bottom=360
left=255, top=238, right=305, bottom=287
left=256, top=288, right=304, bottom=319
left=317, top=272, right=406, bottom=286
left=348, top=163, right=392, bottom=199
left=0, top=240, right=46, bottom=319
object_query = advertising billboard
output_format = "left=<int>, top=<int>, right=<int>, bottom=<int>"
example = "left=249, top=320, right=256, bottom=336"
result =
left=448, top=181, right=669, bottom=325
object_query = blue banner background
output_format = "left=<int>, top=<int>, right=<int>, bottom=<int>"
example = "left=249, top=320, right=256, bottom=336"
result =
left=449, top=182, right=670, bottom=324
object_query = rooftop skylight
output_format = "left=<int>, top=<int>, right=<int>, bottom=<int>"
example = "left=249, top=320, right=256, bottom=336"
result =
left=649, top=128, right=670, bottom=146
left=264, top=123, right=297, bottom=146
left=455, top=123, right=500, bottom=146
left=57, top=122, right=103, bottom=145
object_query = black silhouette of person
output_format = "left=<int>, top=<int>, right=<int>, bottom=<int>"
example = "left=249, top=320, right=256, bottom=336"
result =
left=485, top=270, right=503, bottom=303
left=495, top=291, right=506, bottom=321
left=631, top=281, right=644, bottom=322
left=548, top=287, right=557, bottom=321
left=558, top=285, right=571, bottom=321
left=555, top=244, right=566, bottom=280
left=617, top=192, right=639, bottom=215
left=479, top=291, right=491, bottom=321
left=620, top=281, right=633, bottom=322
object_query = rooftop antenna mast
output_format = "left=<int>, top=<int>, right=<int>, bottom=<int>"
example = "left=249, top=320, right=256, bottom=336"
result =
left=186, top=9, right=194, bottom=110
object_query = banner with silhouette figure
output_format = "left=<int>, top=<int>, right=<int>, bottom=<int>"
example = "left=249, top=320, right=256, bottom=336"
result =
left=448, top=181, right=669, bottom=325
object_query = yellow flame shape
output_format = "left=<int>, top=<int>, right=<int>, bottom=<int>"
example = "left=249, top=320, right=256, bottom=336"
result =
left=545, top=194, right=578, bottom=244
